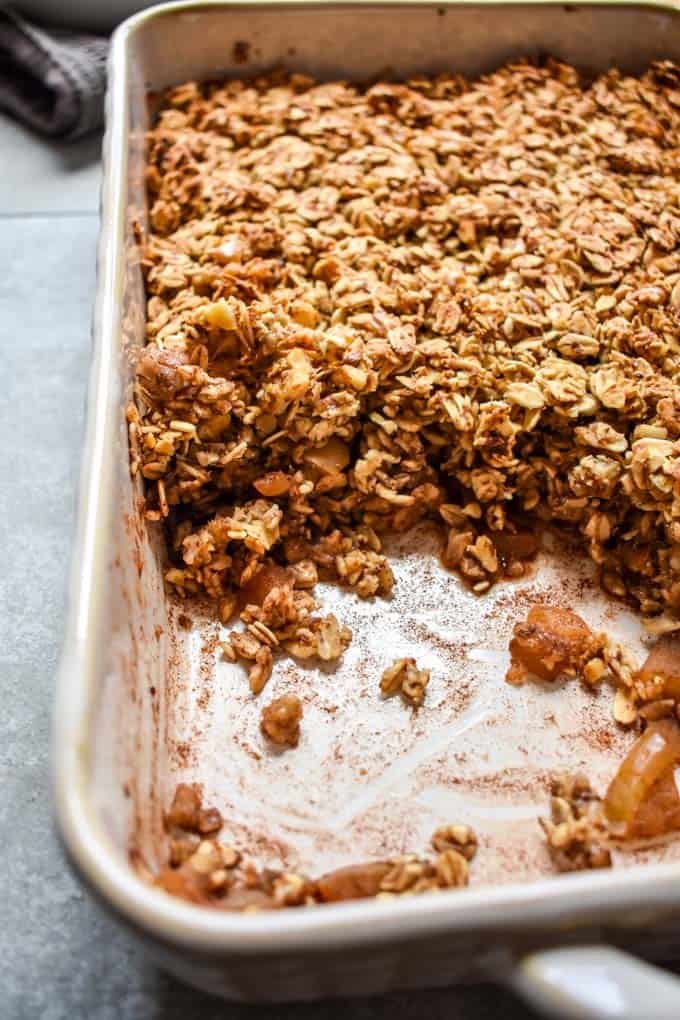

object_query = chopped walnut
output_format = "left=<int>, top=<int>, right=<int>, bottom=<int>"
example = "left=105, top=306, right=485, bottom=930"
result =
left=315, top=614, right=352, bottom=661
left=164, top=783, right=201, bottom=832
left=260, top=694, right=303, bottom=747
left=431, top=824, right=478, bottom=860
left=379, top=856, right=432, bottom=894
left=380, top=657, right=430, bottom=708
left=540, top=775, right=611, bottom=872
left=378, top=848, right=470, bottom=894
left=434, top=849, right=469, bottom=888
left=282, top=612, right=352, bottom=661
left=288, top=559, right=318, bottom=589
left=163, top=783, right=225, bottom=876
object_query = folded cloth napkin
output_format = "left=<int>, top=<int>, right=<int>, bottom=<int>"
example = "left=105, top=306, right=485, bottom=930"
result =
left=0, top=7, right=107, bottom=139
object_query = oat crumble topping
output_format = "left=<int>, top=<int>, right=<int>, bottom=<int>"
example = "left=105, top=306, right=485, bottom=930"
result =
left=136, top=58, right=680, bottom=638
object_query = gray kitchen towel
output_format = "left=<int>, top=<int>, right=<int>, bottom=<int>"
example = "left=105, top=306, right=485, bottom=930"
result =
left=0, top=7, right=107, bottom=139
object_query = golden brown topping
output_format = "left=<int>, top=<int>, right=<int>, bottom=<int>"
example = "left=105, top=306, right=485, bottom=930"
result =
left=288, top=559, right=318, bottom=589
left=157, top=786, right=479, bottom=909
left=315, top=614, right=352, bottom=662
left=163, top=784, right=224, bottom=853
left=304, top=438, right=350, bottom=476
left=260, top=694, right=303, bottom=747
left=380, top=657, right=430, bottom=708
left=613, top=687, right=638, bottom=727
left=228, top=630, right=262, bottom=662
left=141, top=61, right=680, bottom=636
left=217, top=593, right=237, bottom=624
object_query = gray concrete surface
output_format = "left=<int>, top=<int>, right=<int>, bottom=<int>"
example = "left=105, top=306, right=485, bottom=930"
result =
left=0, top=113, right=538, bottom=1019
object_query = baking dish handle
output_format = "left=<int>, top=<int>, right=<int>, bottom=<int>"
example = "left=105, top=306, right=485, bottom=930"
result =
left=510, top=945, right=680, bottom=1019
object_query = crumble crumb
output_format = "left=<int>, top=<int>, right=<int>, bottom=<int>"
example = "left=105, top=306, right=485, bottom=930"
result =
left=260, top=694, right=303, bottom=747
left=540, top=774, right=612, bottom=872
left=380, top=657, right=430, bottom=708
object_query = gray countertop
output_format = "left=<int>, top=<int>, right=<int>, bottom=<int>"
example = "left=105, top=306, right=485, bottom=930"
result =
left=0, top=113, right=536, bottom=1020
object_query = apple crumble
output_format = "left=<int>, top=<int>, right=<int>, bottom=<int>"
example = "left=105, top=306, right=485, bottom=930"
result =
left=131, top=57, right=680, bottom=904
left=133, top=57, right=680, bottom=649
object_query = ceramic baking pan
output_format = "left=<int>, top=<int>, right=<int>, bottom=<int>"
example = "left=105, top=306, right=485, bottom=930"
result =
left=54, top=3, right=680, bottom=1015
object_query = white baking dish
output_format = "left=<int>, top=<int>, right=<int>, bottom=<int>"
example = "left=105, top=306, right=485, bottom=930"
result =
left=54, top=2, right=680, bottom=1015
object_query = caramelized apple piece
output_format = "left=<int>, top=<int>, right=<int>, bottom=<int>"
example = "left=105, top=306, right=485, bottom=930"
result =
left=253, top=471, right=291, bottom=498
left=637, top=635, right=680, bottom=700
left=156, top=862, right=212, bottom=904
left=506, top=605, right=595, bottom=685
left=238, top=562, right=293, bottom=609
left=493, top=529, right=540, bottom=565
left=304, top=437, right=350, bottom=475
left=316, top=861, right=391, bottom=902
left=604, top=720, right=680, bottom=831
left=627, top=769, right=680, bottom=839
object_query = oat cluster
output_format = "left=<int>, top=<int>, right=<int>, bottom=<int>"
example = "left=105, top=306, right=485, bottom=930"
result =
left=540, top=774, right=612, bottom=872
left=259, top=693, right=303, bottom=747
left=132, top=58, right=680, bottom=650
